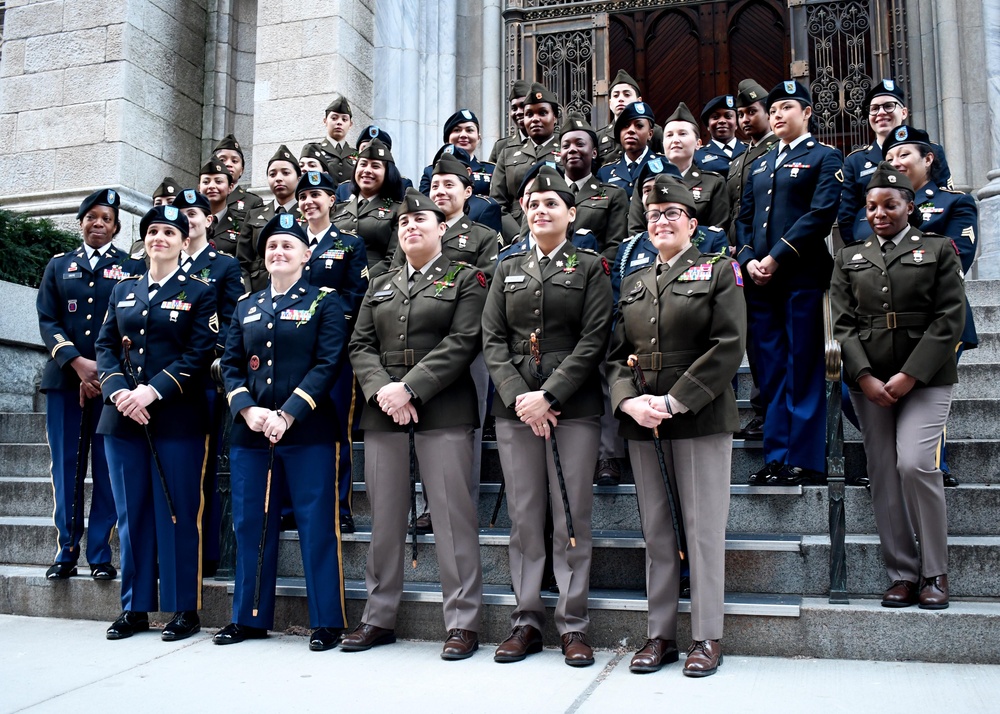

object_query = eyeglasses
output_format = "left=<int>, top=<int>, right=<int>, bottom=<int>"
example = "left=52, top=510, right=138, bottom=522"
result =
left=645, top=208, right=689, bottom=223
left=869, top=101, right=900, bottom=115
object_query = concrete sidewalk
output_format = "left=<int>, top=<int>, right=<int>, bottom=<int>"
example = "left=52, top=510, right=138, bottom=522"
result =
left=2, top=614, right=998, bottom=713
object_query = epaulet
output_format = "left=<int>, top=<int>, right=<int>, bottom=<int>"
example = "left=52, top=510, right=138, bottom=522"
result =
left=340, top=227, right=358, bottom=235
left=940, top=188, right=965, bottom=195
left=52, top=252, right=65, bottom=259
left=499, top=247, right=524, bottom=261
left=700, top=169, right=725, bottom=179
left=479, top=160, right=496, bottom=169
left=846, top=145, right=870, bottom=157
left=819, top=140, right=838, bottom=150
left=121, top=274, right=141, bottom=281
left=576, top=248, right=601, bottom=257
left=384, top=264, right=406, bottom=275
left=455, top=260, right=475, bottom=269
left=189, top=276, right=210, bottom=285
left=237, top=292, right=252, bottom=302
left=319, top=286, right=336, bottom=293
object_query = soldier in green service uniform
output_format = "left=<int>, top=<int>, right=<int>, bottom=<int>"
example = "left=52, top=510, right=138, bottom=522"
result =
left=212, top=134, right=264, bottom=218
left=316, top=95, right=357, bottom=185
left=198, top=159, right=241, bottom=258
left=489, top=80, right=531, bottom=164
left=596, top=69, right=665, bottom=168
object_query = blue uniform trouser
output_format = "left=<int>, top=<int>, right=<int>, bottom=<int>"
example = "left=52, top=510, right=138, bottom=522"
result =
left=202, top=388, right=222, bottom=562
left=747, top=286, right=826, bottom=473
left=230, top=443, right=346, bottom=630
left=106, top=433, right=208, bottom=613
left=46, top=390, right=116, bottom=565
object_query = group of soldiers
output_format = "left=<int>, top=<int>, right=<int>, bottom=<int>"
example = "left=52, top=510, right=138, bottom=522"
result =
left=37, top=68, right=976, bottom=675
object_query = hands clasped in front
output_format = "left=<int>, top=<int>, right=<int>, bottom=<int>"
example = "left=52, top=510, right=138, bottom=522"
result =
left=376, top=382, right=419, bottom=426
left=515, top=390, right=560, bottom=439
left=240, top=406, right=295, bottom=442
left=620, top=394, right=674, bottom=429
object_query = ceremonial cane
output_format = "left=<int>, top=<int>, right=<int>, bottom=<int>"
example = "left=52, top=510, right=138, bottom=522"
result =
left=628, top=354, right=686, bottom=561
left=252, top=443, right=275, bottom=617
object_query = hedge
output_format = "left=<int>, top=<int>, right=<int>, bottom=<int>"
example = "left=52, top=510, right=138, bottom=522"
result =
left=0, top=208, right=81, bottom=288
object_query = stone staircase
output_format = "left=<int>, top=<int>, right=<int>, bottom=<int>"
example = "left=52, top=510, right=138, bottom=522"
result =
left=2, top=281, right=999, bottom=663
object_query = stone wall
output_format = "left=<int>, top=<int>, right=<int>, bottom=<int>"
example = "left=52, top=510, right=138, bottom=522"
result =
left=0, top=280, right=47, bottom=412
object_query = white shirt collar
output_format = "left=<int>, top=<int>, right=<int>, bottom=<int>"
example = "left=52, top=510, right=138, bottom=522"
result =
left=625, top=147, right=649, bottom=166
left=147, top=267, right=179, bottom=290
left=780, top=132, right=812, bottom=154
left=84, top=243, right=112, bottom=260
left=712, top=138, right=738, bottom=151
left=182, top=243, right=209, bottom=264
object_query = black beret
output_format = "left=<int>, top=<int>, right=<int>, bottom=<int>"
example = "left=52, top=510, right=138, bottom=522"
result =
left=636, top=156, right=683, bottom=188
left=645, top=174, right=696, bottom=214
left=609, top=69, right=641, bottom=93
left=432, top=152, right=473, bottom=186
left=442, top=109, right=480, bottom=143
left=700, top=95, right=736, bottom=125
left=520, top=163, right=575, bottom=207
left=766, top=80, right=812, bottom=110
left=663, top=102, right=698, bottom=128
left=139, top=204, right=190, bottom=239
left=560, top=112, right=598, bottom=146
left=524, top=82, right=559, bottom=108
left=614, top=101, right=657, bottom=137
left=865, top=161, right=914, bottom=194
left=325, top=95, right=352, bottom=117
left=863, top=78, right=905, bottom=110
left=736, top=79, right=769, bottom=108
left=356, top=125, right=393, bottom=150
left=171, top=189, right=211, bottom=214
left=508, top=79, right=531, bottom=102
left=77, top=188, right=121, bottom=221
left=295, top=171, right=337, bottom=197
left=397, top=186, right=445, bottom=221
left=268, top=145, right=302, bottom=176
left=358, top=138, right=394, bottom=163
left=881, top=125, right=932, bottom=156
left=257, top=212, right=308, bottom=258
left=199, top=159, right=233, bottom=183
left=151, top=177, right=182, bottom=200
left=212, top=133, right=244, bottom=160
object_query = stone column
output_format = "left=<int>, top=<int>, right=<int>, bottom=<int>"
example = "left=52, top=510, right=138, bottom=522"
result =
left=250, top=0, right=375, bottom=194
left=479, top=0, right=503, bottom=158
left=976, top=0, right=1000, bottom=279
left=0, top=0, right=209, bottom=240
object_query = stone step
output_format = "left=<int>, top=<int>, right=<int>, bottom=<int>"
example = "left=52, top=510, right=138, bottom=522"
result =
left=270, top=527, right=1000, bottom=597
left=3, top=565, right=998, bottom=663
left=960, top=333, right=1000, bottom=364
left=842, top=399, right=999, bottom=440
left=0, top=412, right=46, bottom=444
left=965, top=279, right=1000, bottom=306
left=972, top=304, right=1000, bottom=332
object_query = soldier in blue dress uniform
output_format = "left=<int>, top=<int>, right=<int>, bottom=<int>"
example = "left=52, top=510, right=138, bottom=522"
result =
left=838, top=79, right=953, bottom=246
left=297, top=169, right=369, bottom=532
left=885, top=125, right=978, bottom=486
left=173, top=189, right=245, bottom=574
left=694, top=94, right=746, bottom=174
left=37, top=188, right=135, bottom=581
left=597, top=101, right=661, bottom=200
left=419, top=110, right=496, bottom=197
left=735, top=80, right=844, bottom=486
left=215, top=213, right=349, bottom=650
left=98, top=205, right=218, bottom=641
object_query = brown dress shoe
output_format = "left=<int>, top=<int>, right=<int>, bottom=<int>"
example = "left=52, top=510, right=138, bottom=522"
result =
left=339, top=623, right=396, bottom=651
left=919, top=574, right=949, bottom=610
left=881, top=580, right=919, bottom=608
left=441, top=628, right=478, bottom=660
left=683, top=639, right=722, bottom=677
left=561, top=631, right=595, bottom=667
left=629, top=638, right=679, bottom=673
left=494, top=625, right=543, bottom=663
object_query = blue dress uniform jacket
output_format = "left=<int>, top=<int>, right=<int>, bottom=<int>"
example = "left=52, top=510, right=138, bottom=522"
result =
left=735, top=138, right=845, bottom=290
left=184, top=248, right=244, bottom=355
left=419, top=156, right=496, bottom=196
left=916, top=183, right=979, bottom=348
left=222, top=280, right=348, bottom=446
left=37, top=243, right=135, bottom=567
left=332, top=194, right=402, bottom=279
left=304, top=225, right=369, bottom=320
left=597, top=151, right=663, bottom=200
left=38, top=245, right=138, bottom=391
left=96, top=272, right=218, bottom=437
left=695, top=141, right=746, bottom=174
left=838, top=141, right=952, bottom=245
left=221, top=278, right=349, bottom=631
left=611, top=228, right=729, bottom=306
left=95, top=271, right=218, bottom=614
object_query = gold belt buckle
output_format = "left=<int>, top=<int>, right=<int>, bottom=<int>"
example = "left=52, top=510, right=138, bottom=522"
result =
left=885, top=312, right=897, bottom=330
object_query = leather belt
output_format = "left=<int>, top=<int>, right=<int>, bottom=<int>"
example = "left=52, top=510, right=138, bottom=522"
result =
left=635, top=350, right=700, bottom=371
left=510, top=337, right=578, bottom=355
left=857, top=312, right=931, bottom=330
left=381, top=349, right=431, bottom=366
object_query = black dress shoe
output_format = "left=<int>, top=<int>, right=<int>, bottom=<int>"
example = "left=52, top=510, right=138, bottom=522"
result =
left=736, top=416, right=765, bottom=440
left=203, top=559, right=219, bottom=578
left=90, top=563, right=117, bottom=580
left=943, top=472, right=959, bottom=488
left=414, top=510, right=433, bottom=535
left=769, top=465, right=825, bottom=486
left=340, top=513, right=356, bottom=534
left=309, top=627, right=343, bottom=651
left=107, top=611, right=149, bottom=640
left=279, top=513, right=298, bottom=531
left=45, top=562, right=77, bottom=579
left=847, top=474, right=871, bottom=488
left=162, top=611, right=201, bottom=641
left=748, top=461, right=780, bottom=485
left=213, top=622, right=268, bottom=645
